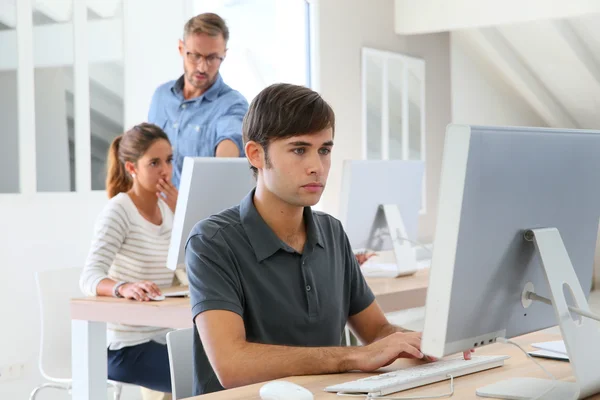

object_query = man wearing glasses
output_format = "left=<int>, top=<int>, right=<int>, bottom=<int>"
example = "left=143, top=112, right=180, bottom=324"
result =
left=148, top=13, right=248, bottom=188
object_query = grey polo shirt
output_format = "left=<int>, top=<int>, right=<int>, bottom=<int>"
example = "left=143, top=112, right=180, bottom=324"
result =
left=185, top=189, right=375, bottom=395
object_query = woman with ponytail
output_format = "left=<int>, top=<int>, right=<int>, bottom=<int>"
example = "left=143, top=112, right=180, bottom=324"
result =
left=80, top=123, right=178, bottom=396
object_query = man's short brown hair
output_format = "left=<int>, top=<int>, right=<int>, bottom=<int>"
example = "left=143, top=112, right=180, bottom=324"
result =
left=242, top=83, right=335, bottom=177
left=183, top=13, right=229, bottom=43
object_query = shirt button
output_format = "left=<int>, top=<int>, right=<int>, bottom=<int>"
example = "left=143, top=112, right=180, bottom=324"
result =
left=306, top=285, right=311, bottom=292
left=181, top=104, right=187, bottom=109
left=173, top=123, right=178, bottom=128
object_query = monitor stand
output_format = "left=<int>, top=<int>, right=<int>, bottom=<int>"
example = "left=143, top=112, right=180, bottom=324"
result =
left=476, top=227, right=600, bottom=400
left=362, top=204, right=419, bottom=278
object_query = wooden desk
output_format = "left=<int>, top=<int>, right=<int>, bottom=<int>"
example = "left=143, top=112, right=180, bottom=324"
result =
left=365, top=268, right=429, bottom=313
left=190, top=331, right=598, bottom=399
left=71, top=295, right=192, bottom=329
left=70, top=271, right=428, bottom=400
left=70, top=269, right=428, bottom=328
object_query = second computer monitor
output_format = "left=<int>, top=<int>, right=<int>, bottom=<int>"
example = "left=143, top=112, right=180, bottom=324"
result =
left=167, top=157, right=256, bottom=271
left=422, top=124, right=600, bottom=362
left=339, top=160, right=424, bottom=275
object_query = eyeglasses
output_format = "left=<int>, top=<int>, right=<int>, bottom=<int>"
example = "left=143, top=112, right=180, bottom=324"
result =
left=185, top=51, right=224, bottom=67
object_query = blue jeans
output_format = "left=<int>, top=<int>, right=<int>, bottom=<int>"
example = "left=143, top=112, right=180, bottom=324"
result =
left=107, top=340, right=172, bottom=393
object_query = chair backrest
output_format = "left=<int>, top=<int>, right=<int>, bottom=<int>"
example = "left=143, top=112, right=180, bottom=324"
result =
left=35, top=267, right=84, bottom=381
left=166, top=327, right=194, bottom=400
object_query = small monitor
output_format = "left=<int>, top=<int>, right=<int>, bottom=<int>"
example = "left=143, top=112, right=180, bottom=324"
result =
left=167, top=157, right=256, bottom=271
left=422, top=124, right=600, bottom=399
left=338, top=160, right=424, bottom=277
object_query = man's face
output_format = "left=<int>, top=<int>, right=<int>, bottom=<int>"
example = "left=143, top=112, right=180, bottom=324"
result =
left=178, top=33, right=226, bottom=92
left=257, top=128, right=334, bottom=208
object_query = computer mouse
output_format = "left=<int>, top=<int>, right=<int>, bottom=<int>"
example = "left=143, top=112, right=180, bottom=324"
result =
left=259, top=380, right=314, bottom=400
left=148, top=294, right=165, bottom=301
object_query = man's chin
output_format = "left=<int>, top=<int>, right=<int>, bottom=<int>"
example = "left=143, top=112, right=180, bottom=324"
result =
left=298, top=193, right=323, bottom=207
left=187, top=76, right=211, bottom=90
left=193, top=81, right=209, bottom=90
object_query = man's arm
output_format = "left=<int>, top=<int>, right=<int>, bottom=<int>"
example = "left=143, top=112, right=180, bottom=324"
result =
left=214, top=101, right=247, bottom=156
left=348, top=300, right=474, bottom=361
left=195, top=309, right=425, bottom=389
left=215, top=139, right=240, bottom=157
left=347, top=301, right=412, bottom=345
left=188, top=228, right=423, bottom=390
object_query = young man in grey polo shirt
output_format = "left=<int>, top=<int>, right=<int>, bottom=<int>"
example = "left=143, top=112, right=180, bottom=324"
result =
left=148, top=13, right=248, bottom=188
left=185, top=84, right=472, bottom=395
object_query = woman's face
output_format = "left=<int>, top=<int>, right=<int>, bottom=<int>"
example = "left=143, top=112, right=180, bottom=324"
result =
left=127, top=139, right=173, bottom=193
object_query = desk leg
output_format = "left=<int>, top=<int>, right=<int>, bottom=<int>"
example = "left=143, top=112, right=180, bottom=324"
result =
left=72, top=320, right=107, bottom=400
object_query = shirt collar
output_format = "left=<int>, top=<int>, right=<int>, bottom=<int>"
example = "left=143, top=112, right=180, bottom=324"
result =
left=170, top=73, right=224, bottom=102
left=240, top=189, right=325, bottom=263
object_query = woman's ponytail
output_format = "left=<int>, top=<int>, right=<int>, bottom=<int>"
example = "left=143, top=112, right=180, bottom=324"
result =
left=106, top=135, right=132, bottom=198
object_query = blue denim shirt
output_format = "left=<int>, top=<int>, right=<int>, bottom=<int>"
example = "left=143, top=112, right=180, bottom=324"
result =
left=148, top=73, right=248, bottom=188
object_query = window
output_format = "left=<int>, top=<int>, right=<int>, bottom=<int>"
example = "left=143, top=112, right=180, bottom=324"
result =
left=195, top=0, right=311, bottom=102
left=1, top=0, right=124, bottom=194
left=0, top=3, right=19, bottom=193
left=362, top=47, right=427, bottom=213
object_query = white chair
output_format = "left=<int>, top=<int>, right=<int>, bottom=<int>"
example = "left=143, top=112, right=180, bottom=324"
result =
left=166, top=328, right=194, bottom=400
left=31, top=267, right=123, bottom=400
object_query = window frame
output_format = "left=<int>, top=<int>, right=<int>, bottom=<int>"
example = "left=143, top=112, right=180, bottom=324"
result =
left=361, top=47, right=427, bottom=214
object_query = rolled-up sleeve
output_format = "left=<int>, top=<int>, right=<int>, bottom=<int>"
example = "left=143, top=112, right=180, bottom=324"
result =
left=215, top=101, right=248, bottom=156
left=148, top=87, right=162, bottom=124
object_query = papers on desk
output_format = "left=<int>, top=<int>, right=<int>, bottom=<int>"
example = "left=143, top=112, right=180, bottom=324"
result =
left=528, top=340, right=569, bottom=362
left=528, top=349, right=569, bottom=361
left=532, top=340, right=566, bottom=355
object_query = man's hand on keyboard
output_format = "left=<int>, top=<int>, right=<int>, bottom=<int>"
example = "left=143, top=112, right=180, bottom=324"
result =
left=463, top=349, right=475, bottom=360
left=350, top=332, right=425, bottom=372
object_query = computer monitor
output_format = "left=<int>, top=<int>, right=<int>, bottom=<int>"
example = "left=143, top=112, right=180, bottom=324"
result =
left=167, top=157, right=256, bottom=271
left=338, top=159, right=424, bottom=277
left=421, top=124, right=600, bottom=399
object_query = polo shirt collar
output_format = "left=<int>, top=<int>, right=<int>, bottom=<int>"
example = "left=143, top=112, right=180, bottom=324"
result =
left=240, top=189, right=324, bottom=263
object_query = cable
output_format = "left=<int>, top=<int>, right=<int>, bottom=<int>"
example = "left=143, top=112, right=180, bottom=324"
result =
left=337, top=375, right=454, bottom=399
left=496, top=337, right=556, bottom=400
left=527, top=291, right=600, bottom=323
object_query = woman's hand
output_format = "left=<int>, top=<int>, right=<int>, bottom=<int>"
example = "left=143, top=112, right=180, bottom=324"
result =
left=118, top=281, right=162, bottom=301
left=356, top=252, right=377, bottom=266
left=157, top=178, right=178, bottom=213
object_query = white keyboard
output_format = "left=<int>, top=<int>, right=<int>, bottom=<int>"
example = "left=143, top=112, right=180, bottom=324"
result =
left=324, top=355, right=509, bottom=397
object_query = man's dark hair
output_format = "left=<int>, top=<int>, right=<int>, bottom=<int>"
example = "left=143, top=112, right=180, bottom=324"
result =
left=242, top=83, right=335, bottom=177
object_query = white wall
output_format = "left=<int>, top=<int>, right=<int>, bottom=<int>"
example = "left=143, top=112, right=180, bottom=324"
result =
left=315, top=0, right=451, bottom=242
left=450, top=32, right=547, bottom=127
left=0, top=193, right=108, bottom=398
left=394, top=0, right=600, bottom=35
